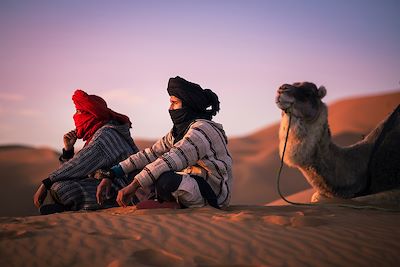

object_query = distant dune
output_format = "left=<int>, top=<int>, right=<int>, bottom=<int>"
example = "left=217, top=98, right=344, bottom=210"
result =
left=134, top=139, right=156, bottom=151
left=329, top=91, right=400, bottom=136
left=0, top=146, right=59, bottom=216
left=0, top=91, right=399, bottom=216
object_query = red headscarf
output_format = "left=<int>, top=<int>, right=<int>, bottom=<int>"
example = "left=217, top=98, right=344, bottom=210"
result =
left=72, top=89, right=131, bottom=143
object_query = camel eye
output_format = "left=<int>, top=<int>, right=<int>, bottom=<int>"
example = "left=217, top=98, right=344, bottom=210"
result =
left=295, top=92, right=310, bottom=102
left=301, top=90, right=317, bottom=100
left=304, top=91, right=313, bottom=96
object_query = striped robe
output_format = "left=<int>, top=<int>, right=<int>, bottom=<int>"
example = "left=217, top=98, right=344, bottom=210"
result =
left=48, top=123, right=138, bottom=210
left=119, top=119, right=233, bottom=207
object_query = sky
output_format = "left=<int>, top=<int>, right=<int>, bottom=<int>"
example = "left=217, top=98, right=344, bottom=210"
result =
left=0, top=0, right=399, bottom=150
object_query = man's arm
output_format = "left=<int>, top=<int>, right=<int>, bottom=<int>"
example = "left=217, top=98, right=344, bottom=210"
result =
left=41, top=127, right=124, bottom=189
left=132, top=124, right=210, bottom=188
left=119, top=132, right=174, bottom=174
left=59, top=130, right=77, bottom=163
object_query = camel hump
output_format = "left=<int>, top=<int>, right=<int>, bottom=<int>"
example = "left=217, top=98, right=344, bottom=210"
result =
left=366, top=104, right=400, bottom=193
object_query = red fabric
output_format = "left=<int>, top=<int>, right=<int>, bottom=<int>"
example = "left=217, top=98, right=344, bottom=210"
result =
left=72, top=89, right=131, bottom=143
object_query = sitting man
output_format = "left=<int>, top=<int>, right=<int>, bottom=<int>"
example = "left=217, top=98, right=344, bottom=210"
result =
left=33, top=89, right=140, bottom=214
left=97, top=76, right=233, bottom=209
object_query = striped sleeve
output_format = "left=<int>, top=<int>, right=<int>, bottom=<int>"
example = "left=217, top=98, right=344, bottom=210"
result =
left=119, top=132, right=173, bottom=174
left=134, top=125, right=211, bottom=188
left=48, top=128, right=130, bottom=183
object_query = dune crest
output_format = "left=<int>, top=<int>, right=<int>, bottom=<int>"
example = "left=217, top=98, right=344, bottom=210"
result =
left=1, top=206, right=400, bottom=267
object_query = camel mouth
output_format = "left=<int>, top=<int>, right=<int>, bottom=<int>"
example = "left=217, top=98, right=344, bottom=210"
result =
left=276, top=86, right=295, bottom=111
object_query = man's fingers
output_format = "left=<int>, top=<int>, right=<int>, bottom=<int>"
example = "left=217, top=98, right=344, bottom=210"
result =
left=106, top=183, right=111, bottom=199
left=64, top=131, right=77, bottom=141
left=33, top=190, right=45, bottom=208
left=39, top=191, right=47, bottom=204
left=34, top=197, right=39, bottom=208
left=97, top=183, right=108, bottom=205
left=116, top=192, right=122, bottom=207
left=117, top=191, right=127, bottom=207
left=96, top=185, right=103, bottom=205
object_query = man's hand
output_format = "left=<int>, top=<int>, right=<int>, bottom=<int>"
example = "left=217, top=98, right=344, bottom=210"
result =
left=96, top=178, right=112, bottom=205
left=33, top=184, right=47, bottom=208
left=116, top=180, right=141, bottom=207
left=63, top=130, right=77, bottom=151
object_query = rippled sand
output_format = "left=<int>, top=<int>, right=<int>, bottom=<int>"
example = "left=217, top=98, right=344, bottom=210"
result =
left=1, top=205, right=399, bottom=267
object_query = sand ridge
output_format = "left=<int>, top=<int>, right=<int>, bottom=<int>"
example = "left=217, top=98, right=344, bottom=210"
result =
left=1, top=205, right=399, bottom=267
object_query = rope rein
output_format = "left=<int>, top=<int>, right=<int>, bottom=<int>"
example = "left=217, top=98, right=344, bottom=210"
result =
left=276, top=108, right=400, bottom=212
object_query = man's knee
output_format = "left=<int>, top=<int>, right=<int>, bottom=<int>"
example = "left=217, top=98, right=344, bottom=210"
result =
left=156, top=171, right=182, bottom=201
left=50, top=182, right=78, bottom=209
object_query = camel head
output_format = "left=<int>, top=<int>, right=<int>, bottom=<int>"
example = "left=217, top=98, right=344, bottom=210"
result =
left=276, top=82, right=327, bottom=121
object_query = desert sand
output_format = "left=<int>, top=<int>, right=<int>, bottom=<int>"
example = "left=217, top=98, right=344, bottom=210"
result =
left=1, top=205, right=399, bottom=267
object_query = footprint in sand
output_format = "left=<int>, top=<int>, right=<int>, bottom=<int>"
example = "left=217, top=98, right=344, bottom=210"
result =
left=193, top=255, right=218, bottom=266
left=212, top=212, right=256, bottom=222
left=26, top=220, right=55, bottom=229
left=262, top=215, right=292, bottom=226
left=290, top=216, right=327, bottom=227
left=263, top=213, right=328, bottom=227
left=131, top=248, right=184, bottom=267
left=193, top=255, right=259, bottom=267
left=86, top=230, right=140, bottom=240
left=0, top=229, right=33, bottom=239
left=0, top=220, right=55, bottom=240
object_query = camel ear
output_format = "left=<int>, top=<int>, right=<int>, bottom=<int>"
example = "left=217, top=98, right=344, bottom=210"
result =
left=317, top=86, right=327, bottom=99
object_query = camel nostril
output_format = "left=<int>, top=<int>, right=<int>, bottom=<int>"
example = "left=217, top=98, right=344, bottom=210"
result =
left=278, top=84, right=291, bottom=94
left=279, top=84, right=290, bottom=90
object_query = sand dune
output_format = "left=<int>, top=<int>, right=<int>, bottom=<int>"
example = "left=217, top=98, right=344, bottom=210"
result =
left=0, top=146, right=59, bottom=217
left=1, top=205, right=399, bottom=267
left=329, top=91, right=400, bottom=136
left=134, top=139, right=155, bottom=151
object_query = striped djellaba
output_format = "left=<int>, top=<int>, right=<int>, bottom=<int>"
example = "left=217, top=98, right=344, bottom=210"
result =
left=119, top=119, right=233, bottom=208
left=46, top=123, right=139, bottom=210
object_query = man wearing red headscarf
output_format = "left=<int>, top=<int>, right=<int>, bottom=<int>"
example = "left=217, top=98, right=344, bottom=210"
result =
left=72, top=89, right=131, bottom=143
left=33, top=89, right=140, bottom=214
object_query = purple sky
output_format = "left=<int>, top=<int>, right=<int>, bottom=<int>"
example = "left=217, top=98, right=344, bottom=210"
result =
left=1, top=0, right=399, bottom=150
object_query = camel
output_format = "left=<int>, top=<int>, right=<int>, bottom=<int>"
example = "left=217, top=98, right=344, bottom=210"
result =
left=275, top=82, right=400, bottom=207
